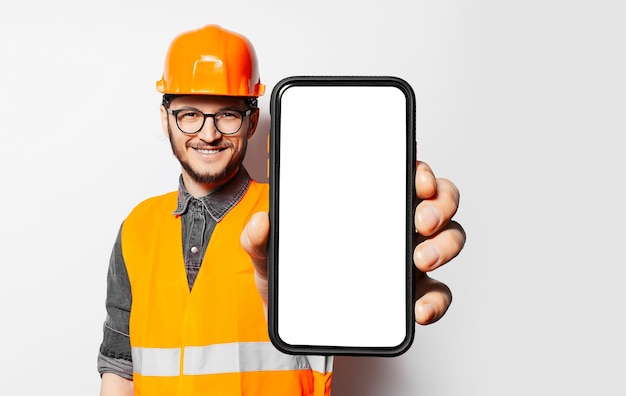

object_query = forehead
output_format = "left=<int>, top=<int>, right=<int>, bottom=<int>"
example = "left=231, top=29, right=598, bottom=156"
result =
left=169, top=95, right=248, bottom=109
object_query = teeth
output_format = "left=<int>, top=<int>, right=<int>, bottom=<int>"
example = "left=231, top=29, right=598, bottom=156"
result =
left=196, top=148, right=221, bottom=154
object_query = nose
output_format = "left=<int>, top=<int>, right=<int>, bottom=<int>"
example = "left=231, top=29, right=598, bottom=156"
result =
left=196, top=116, right=222, bottom=142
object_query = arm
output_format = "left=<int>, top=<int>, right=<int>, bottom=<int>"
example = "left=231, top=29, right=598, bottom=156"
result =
left=98, top=226, right=135, bottom=388
left=100, top=373, right=133, bottom=396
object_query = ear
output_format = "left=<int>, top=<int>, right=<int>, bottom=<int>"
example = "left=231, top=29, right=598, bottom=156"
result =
left=246, top=108, right=260, bottom=139
left=160, top=105, right=169, bottom=137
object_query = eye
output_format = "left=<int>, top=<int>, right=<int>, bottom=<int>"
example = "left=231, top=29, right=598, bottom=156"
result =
left=179, top=110, right=202, bottom=120
left=217, top=111, right=241, bottom=120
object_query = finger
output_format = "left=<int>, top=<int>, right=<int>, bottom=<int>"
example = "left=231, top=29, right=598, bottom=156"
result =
left=240, top=211, right=270, bottom=278
left=240, top=211, right=270, bottom=318
left=415, top=177, right=460, bottom=236
left=414, top=221, right=466, bottom=272
left=414, top=274, right=452, bottom=325
left=240, top=211, right=269, bottom=288
left=415, top=161, right=437, bottom=199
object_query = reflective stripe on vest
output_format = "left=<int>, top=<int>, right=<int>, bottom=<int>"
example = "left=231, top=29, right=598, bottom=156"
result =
left=132, top=342, right=333, bottom=376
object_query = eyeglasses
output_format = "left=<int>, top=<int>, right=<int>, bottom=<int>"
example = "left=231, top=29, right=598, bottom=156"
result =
left=167, top=108, right=252, bottom=135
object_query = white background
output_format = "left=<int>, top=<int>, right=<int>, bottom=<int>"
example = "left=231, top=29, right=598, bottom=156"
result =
left=1, top=1, right=624, bottom=395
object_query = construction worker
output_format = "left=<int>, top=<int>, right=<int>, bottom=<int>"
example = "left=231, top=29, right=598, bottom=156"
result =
left=97, top=24, right=466, bottom=396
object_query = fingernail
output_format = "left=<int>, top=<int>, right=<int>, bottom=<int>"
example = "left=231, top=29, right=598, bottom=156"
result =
left=420, top=206, right=441, bottom=230
left=417, top=303, right=436, bottom=324
left=417, top=244, right=441, bottom=269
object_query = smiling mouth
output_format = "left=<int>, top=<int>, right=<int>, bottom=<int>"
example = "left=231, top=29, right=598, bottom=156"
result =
left=194, top=147, right=227, bottom=154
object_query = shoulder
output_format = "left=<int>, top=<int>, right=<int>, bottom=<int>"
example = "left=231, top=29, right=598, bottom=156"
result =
left=247, top=180, right=269, bottom=203
left=233, top=180, right=268, bottom=214
left=126, top=191, right=178, bottom=220
left=249, top=180, right=269, bottom=193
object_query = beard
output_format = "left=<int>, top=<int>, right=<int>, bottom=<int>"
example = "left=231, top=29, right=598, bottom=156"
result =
left=167, top=123, right=247, bottom=185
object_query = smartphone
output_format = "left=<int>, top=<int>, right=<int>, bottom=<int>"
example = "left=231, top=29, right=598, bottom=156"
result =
left=268, top=76, right=416, bottom=356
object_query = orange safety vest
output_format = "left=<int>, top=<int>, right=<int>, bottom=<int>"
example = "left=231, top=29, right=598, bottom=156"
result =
left=121, top=181, right=332, bottom=395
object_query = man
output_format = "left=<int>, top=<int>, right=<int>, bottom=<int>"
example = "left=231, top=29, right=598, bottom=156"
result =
left=98, top=24, right=466, bottom=396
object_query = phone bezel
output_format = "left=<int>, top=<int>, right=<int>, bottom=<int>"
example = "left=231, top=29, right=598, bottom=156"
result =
left=268, top=76, right=417, bottom=356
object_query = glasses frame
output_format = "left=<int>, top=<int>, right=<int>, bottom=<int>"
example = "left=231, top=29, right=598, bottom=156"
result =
left=167, top=107, right=252, bottom=135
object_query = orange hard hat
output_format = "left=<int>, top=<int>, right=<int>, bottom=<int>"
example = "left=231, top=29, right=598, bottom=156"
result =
left=156, top=24, right=265, bottom=97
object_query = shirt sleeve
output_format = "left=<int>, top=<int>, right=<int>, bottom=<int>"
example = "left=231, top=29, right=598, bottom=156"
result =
left=98, top=224, right=133, bottom=380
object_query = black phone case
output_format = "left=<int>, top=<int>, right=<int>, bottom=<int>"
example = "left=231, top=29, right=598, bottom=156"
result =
left=268, top=76, right=417, bottom=356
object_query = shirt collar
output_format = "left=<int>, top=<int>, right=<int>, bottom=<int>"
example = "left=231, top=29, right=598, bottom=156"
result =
left=173, top=167, right=252, bottom=222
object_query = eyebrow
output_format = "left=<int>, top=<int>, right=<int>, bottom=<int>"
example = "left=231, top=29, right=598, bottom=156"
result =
left=171, top=105, right=247, bottom=112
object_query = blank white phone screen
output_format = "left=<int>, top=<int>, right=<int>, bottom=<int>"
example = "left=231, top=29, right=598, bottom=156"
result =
left=275, top=84, right=411, bottom=349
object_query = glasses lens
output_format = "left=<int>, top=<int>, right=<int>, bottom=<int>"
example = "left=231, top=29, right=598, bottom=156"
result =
left=215, top=111, right=244, bottom=134
left=176, top=109, right=204, bottom=134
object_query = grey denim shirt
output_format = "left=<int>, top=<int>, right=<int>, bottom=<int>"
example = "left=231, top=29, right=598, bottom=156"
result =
left=97, top=168, right=253, bottom=380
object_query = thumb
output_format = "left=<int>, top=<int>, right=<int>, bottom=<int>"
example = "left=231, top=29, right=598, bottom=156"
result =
left=241, top=211, right=270, bottom=315
left=241, top=211, right=270, bottom=276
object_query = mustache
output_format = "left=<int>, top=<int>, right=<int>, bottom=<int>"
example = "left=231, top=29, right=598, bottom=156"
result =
left=186, top=141, right=233, bottom=150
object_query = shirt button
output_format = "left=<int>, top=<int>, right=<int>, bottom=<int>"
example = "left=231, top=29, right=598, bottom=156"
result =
left=191, top=246, right=199, bottom=254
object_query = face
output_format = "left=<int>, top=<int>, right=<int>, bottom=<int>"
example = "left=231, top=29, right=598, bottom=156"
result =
left=161, top=95, right=258, bottom=191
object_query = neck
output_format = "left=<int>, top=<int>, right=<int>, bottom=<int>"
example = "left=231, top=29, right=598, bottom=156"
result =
left=181, top=168, right=239, bottom=198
